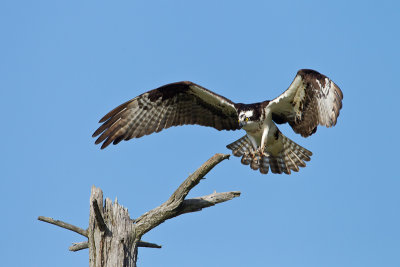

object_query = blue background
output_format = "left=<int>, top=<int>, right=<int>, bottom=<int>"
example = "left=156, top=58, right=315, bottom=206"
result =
left=1, top=1, right=399, bottom=266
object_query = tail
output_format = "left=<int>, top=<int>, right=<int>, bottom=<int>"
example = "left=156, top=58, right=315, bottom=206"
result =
left=226, top=133, right=312, bottom=175
left=226, top=135, right=259, bottom=169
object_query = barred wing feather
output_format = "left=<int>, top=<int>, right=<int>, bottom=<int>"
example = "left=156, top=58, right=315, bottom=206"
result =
left=93, top=81, right=240, bottom=149
left=269, top=69, right=343, bottom=137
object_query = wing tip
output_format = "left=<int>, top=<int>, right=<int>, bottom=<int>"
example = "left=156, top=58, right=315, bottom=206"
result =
left=96, top=136, right=125, bottom=150
left=99, top=116, right=108, bottom=123
left=92, top=129, right=102, bottom=138
left=97, top=99, right=135, bottom=123
left=100, top=143, right=108, bottom=149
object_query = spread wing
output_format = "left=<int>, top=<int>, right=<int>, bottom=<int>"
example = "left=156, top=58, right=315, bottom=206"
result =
left=268, top=69, right=343, bottom=137
left=93, top=81, right=240, bottom=149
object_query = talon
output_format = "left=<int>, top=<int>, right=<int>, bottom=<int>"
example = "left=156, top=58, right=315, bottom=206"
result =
left=256, top=147, right=264, bottom=155
left=250, top=149, right=261, bottom=164
left=258, top=147, right=267, bottom=156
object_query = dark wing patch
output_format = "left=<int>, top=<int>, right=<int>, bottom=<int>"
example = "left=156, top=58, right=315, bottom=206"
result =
left=93, top=81, right=240, bottom=149
left=268, top=69, right=343, bottom=137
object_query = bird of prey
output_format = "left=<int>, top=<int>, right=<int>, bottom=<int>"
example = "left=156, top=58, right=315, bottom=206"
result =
left=93, top=69, right=343, bottom=174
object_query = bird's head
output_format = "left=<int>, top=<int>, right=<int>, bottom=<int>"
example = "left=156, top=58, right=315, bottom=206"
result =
left=238, top=109, right=256, bottom=129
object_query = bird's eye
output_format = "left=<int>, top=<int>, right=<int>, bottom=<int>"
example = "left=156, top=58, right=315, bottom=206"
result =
left=245, top=117, right=249, bottom=122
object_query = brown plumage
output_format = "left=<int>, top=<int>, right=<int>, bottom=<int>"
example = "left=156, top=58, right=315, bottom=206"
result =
left=226, top=130, right=312, bottom=174
left=93, top=81, right=239, bottom=149
left=93, top=69, right=343, bottom=174
left=269, top=69, right=343, bottom=137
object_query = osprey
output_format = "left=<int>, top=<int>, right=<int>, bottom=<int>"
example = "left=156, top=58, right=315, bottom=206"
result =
left=93, top=69, right=343, bottom=174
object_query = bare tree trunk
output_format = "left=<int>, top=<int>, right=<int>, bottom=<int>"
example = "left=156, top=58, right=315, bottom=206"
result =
left=89, top=187, right=138, bottom=267
left=38, top=153, right=240, bottom=267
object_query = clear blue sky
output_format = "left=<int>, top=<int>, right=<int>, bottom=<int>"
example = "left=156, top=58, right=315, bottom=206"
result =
left=1, top=1, right=399, bottom=266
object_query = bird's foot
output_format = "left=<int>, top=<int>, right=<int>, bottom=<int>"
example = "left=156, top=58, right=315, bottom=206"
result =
left=249, top=148, right=262, bottom=164
left=256, top=147, right=265, bottom=156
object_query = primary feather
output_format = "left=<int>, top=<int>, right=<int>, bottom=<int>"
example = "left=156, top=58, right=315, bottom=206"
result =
left=93, top=69, right=343, bottom=174
left=93, top=81, right=240, bottom=149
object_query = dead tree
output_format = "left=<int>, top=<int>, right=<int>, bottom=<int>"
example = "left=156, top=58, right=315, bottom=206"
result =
left=38, top=153, right=240, bottom=267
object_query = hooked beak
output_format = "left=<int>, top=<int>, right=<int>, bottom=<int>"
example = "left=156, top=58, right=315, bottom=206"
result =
left=238, top=120, right=244, bottom=128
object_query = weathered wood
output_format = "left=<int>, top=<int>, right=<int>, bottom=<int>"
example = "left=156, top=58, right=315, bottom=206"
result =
left=135, top=153, right=232, bottom=237
left=137, top=241, right=162, bottom=249
left=38, top=153, right=240, bottom=266
left=180, top=191, right=241, bottom=214
left=92, top=199, right=107, bottom=232
left=68, top=240, right=160, bottom=252
left=89, top=187, right=137, bottom=267
left=70, top=241, right=89, bottom=252
left=37, top=216, right=88, bottom=237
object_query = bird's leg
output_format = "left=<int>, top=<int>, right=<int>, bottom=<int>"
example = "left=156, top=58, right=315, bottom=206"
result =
left=248, top=147, right=261, bottom=164
left=259, top=127, right=269, bottom=155
left=256, top=144, right=265, bottom=156
left=246, top=133, right=262, bottom=163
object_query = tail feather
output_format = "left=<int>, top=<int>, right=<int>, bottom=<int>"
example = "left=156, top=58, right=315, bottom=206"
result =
left=241, top=153, right=252, bottom=165
left=288, top=150, right=306, bottom=168
left=268, top=157, right=281, bottom=174
left=226, top=132, right=312, bottom=175
left=285, top=152, right=300, bottom=172
left=282, top=135, right=312, bottom=162
left=250, top=153, right=261, bottom=170
left=259, top=156, right=270, bottom=174
left=226, top=135, right=253, bottom=157
left=277, top=156, right=290, bottom=174
left=264, top=155, right=290, bottom=174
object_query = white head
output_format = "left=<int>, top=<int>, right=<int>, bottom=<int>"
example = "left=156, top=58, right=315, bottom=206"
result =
left=238, top=110, right=256, bottom=129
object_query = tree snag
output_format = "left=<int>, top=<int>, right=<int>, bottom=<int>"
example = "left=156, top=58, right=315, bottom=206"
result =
left=38, top=153, right=240, bottom=267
